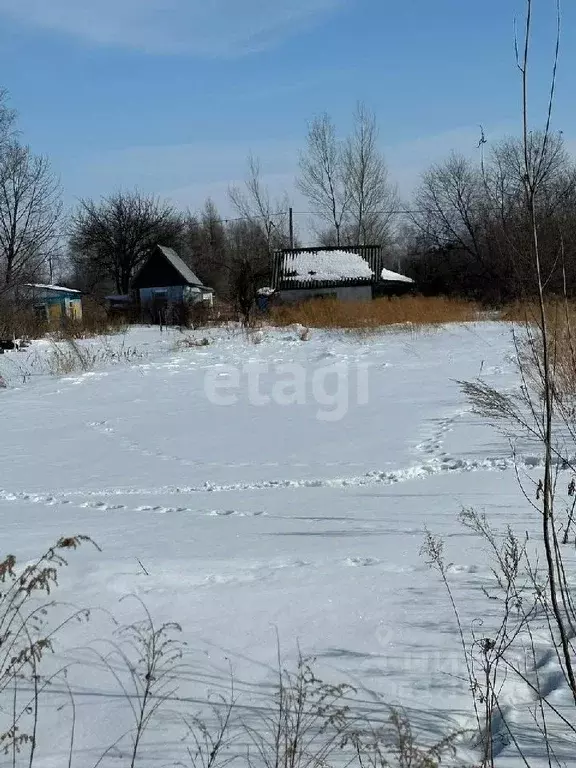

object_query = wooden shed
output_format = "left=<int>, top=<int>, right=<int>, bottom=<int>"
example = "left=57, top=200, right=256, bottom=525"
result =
left=20, top=284, right=83, bottom=322
left=272, top=246, right=381, bottom=302
left=131, top=245, right=213, bottom=324
left=272, top=246, right=415, bottom=302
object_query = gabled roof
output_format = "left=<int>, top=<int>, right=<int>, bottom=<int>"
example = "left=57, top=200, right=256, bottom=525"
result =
left=156, top=245, right=205, bottom=287
left=131, top=244, right=212, bottom=291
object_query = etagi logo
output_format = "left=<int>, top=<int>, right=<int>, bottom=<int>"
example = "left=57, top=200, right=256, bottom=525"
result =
left=204, top=361, right=371, bottom=422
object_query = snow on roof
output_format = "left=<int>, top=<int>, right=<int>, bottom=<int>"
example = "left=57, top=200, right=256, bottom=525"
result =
left=380, top=268, right=414, bottom=284
left=283, top=250, right=374, bottom=283
left=24, top=284, right=82, bottom=294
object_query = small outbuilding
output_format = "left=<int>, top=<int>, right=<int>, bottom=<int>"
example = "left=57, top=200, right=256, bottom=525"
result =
left=272, top=246, right=415, bottom=302
left=373, top=267, right=415, bottom=298
left=19, top=284, right=83, bottom=322
left=131, top=245, right=213, bottom=324
left=272, top=246, right=381, bottom=302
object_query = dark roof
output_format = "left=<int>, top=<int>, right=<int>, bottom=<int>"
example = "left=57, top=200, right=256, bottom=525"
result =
left=156, top=246, right=205, bottom=286
left=131, top=244, right=213, bottom=291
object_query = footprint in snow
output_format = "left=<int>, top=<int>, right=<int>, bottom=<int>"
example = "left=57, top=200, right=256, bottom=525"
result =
left=446, top=563, right=480, bottom=574
left=80, top=501, right=126, bottom=511
left=208, top=509, right=266, bottom=517
left=345, top=557, right=381, bottom=567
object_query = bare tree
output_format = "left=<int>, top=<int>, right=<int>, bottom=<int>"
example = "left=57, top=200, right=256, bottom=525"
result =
left=229, top=154, right=290, bottom=253
left=227, top=218, right=270, bottom=323
left=343, top=103, right=398, bottom=246
left=0, top=142, right=62, bottom=288
left=0, top=89, right=16, bottom=150
left=69, top=190, right=185, bottom=294
left=186, top=198, right=230, bottom=298
left=297, top=114, right=349, bottom=246
left=413, top=152, right=484, bottom=259
left=411, top=129, right=576, bottom=300
left=228, top=157, right=290, bottom=319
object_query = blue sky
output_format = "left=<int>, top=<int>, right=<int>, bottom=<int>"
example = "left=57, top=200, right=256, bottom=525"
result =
left=0, top=0, right=574, bottom=231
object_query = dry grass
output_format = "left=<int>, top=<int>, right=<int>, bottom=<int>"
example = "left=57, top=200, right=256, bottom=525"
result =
left=501, top=297, right=576, bottom=324
left=53, top=297, right=127, bottom=339
left=502, top=298, right=576, bottom=398
left=270, top=296, right=481, bottom=330
left=0, top=297, right=126, bottom=342
left=0, top=305, right=46, bottom=340
left=46, top=336, right=145, bottom=376
left=500, top=300, right=546, bottom=323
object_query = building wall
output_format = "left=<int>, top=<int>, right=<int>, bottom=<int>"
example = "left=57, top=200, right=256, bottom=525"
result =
left=35, top=295, right=83, bottom=322
left=47, top=302, right=62, bottom=321
left=184, top=286, right=212, bottom=305
left=139, top=286, right=212, bottom=306
left=139, top=286, right=185, bottom=305
left=278, top=285, right=373, bottom=303
left=66, top=298, right=83, bottom=320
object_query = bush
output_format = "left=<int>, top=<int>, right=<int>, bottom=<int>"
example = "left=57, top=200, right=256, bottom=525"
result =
left=0, top=303, right=47, bottom=340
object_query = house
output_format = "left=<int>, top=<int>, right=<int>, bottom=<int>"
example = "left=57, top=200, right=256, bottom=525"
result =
left=131, top=245, right=214, bottom=324
left=272, top=246, right=380, bottom=302
left=272, top=246, right=414, bottom=302
left=18, top=284, right=83, bottom=322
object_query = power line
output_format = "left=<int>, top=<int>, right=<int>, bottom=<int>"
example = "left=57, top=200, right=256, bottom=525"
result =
left=189, top=211, right=288, bottom=225
left=194, top=209, right=428, bottom=226
left=291, top=209, right=428, bottom=216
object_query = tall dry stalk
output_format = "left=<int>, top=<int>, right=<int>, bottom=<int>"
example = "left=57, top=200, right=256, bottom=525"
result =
left=515, top=0, right=576, bottom=703
left=425, top=1, right=576, bottom=763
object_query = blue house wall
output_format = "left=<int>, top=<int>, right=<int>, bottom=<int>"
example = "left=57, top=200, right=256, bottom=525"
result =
left=139, top=286, right=186, bottom=304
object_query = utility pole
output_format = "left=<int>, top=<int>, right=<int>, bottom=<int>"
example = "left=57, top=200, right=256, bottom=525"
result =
left=289, top=207, right=294, bottom=249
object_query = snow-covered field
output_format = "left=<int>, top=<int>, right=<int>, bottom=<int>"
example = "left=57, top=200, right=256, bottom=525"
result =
left=0, top=323, right=572, bottom=766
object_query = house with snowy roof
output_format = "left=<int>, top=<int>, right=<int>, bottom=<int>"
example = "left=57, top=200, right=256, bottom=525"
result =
left=12, top=283, right=83, bottom=322
left=272, top=246, right=414, bottom=302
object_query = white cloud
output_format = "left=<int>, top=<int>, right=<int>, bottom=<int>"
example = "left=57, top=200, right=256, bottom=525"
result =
left=0, top=0, right=345, bottom=55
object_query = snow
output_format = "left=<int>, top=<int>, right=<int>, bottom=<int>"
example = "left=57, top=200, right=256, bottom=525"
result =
left=283, top=250, right=374, bottom=282
left=380, top=267, right=414, bottom=283
left=24, top=283, right=82, bottom=293
left=0, top=323, right=572, bottom=766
